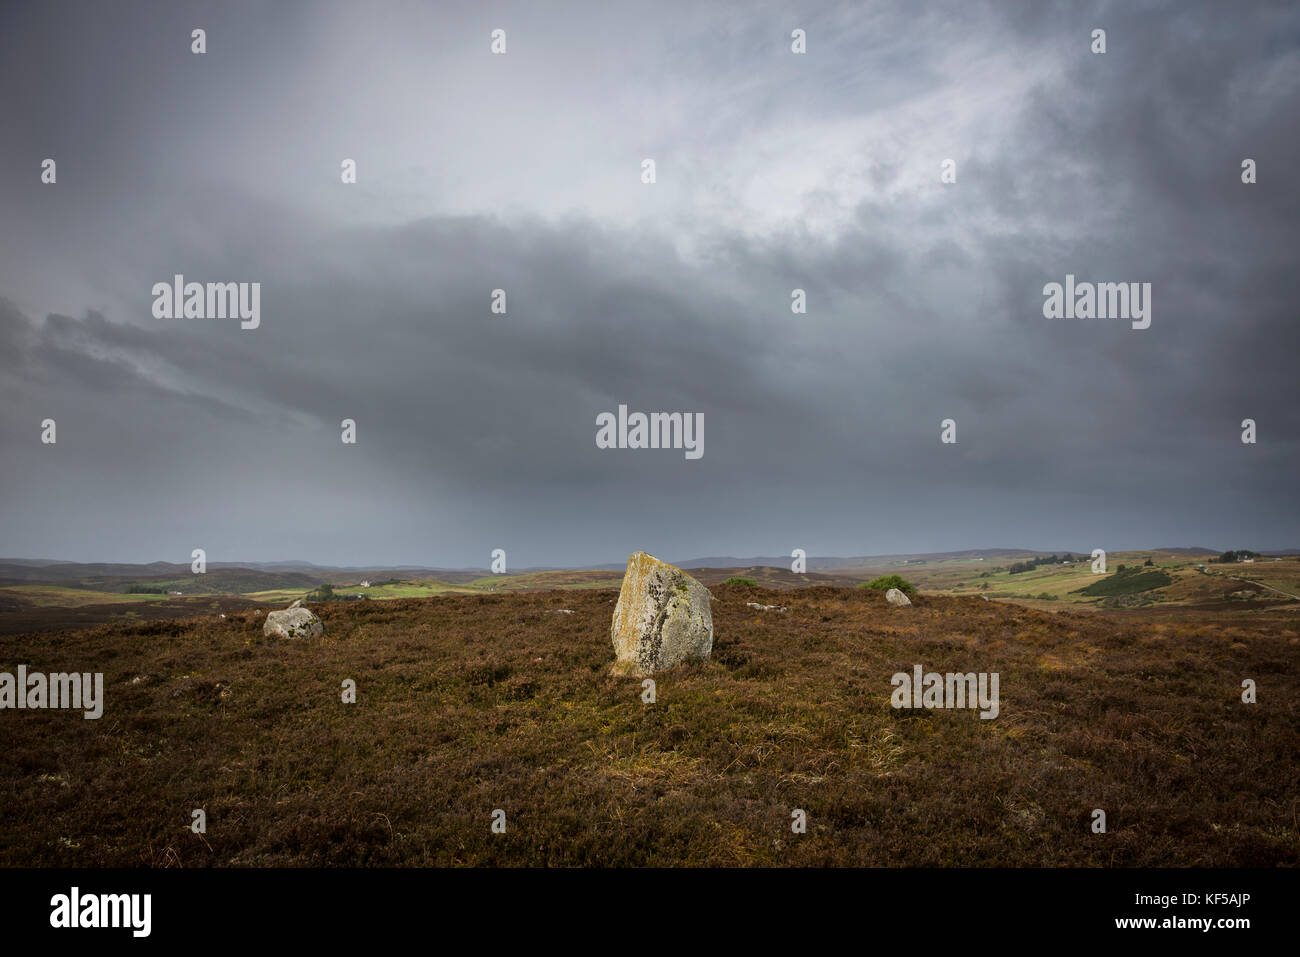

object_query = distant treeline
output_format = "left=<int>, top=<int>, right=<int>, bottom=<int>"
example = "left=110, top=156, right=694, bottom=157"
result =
left=1008, top=554, right=1074, bottom=575
left=305, top=583, right=369, bottom=602
left=1212, top=550, right=1260, bottom=563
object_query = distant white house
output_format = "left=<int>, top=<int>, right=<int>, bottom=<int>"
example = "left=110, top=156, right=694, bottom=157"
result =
left=1241, top=558, right=1255, bottom=564
left=360, top=580, right=371, bottom=588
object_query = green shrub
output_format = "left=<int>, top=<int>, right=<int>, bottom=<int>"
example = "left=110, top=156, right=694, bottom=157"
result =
left=859, top=574, right=916, bottom=595
left=723, top=576, right=758, bottom=587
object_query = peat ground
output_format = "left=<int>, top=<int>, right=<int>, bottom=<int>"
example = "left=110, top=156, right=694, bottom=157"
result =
left=1, top=585, right=1296, bottom=866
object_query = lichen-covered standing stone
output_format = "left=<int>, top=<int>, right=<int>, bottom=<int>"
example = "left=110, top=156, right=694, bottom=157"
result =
left=610, top=552, right=713, bottom=676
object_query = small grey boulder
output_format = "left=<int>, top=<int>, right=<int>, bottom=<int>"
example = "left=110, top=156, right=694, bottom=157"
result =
left=264, top=601, right=323, bottom=639
left=885, top=588, right=912, bottom=607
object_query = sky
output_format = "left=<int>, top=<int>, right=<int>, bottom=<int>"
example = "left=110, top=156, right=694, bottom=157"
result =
left=1, top=0, right=1297, bottom=567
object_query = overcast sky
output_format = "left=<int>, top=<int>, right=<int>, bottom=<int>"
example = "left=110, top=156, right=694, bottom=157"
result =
left=1, top=0, right=1296, bottom=567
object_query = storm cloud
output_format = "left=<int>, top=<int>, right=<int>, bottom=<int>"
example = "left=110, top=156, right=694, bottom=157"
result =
left=1, top=0, right=1296, bottom=566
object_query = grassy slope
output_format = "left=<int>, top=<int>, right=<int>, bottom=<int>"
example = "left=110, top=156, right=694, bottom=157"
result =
left=923, top=554, right=1300, bottom=610
left=1, top=586, right=1295, bottom=867
left=0, top=585, right=171, bottom=607
left=246, top=571, right=625, bottom=605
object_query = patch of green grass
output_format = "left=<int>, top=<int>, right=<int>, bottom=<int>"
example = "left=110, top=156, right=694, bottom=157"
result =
left=1073, top=567, right=1172, bottom=598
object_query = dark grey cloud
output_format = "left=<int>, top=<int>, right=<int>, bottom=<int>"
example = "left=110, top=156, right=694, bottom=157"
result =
left=0, top=0, right=1296, bottom=565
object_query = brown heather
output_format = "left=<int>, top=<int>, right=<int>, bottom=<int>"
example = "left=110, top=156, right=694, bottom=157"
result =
left=1, top=585, right=1296, bottom=866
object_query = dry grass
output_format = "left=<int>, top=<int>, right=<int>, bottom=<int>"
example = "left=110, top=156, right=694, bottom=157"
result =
left=1, top=586, right=1296, bottom=866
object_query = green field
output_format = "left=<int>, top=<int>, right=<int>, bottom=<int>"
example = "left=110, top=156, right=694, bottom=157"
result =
left=924, top=552, right=1300, bottom=610
left=242, top=581, right=471, bottom=603
left=243, top=570, right=623, bottom=605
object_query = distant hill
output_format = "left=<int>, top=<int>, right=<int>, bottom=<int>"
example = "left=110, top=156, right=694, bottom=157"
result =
left=0, top=563, right=319, bottom=594
left=4, top=547, right=1297, bottom=587
left=0, top=561, right=188, bottom=583
left=689, top=566, right=856, bottom=588
left=676, top=549, right=1087, bottom=570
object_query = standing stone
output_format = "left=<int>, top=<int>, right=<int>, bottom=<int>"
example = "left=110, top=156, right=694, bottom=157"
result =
left=264, top=600, right=324, bottom=639
left=611, top=552, right=713, bottom=676
left=885, top=588, right=912, bottom=606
